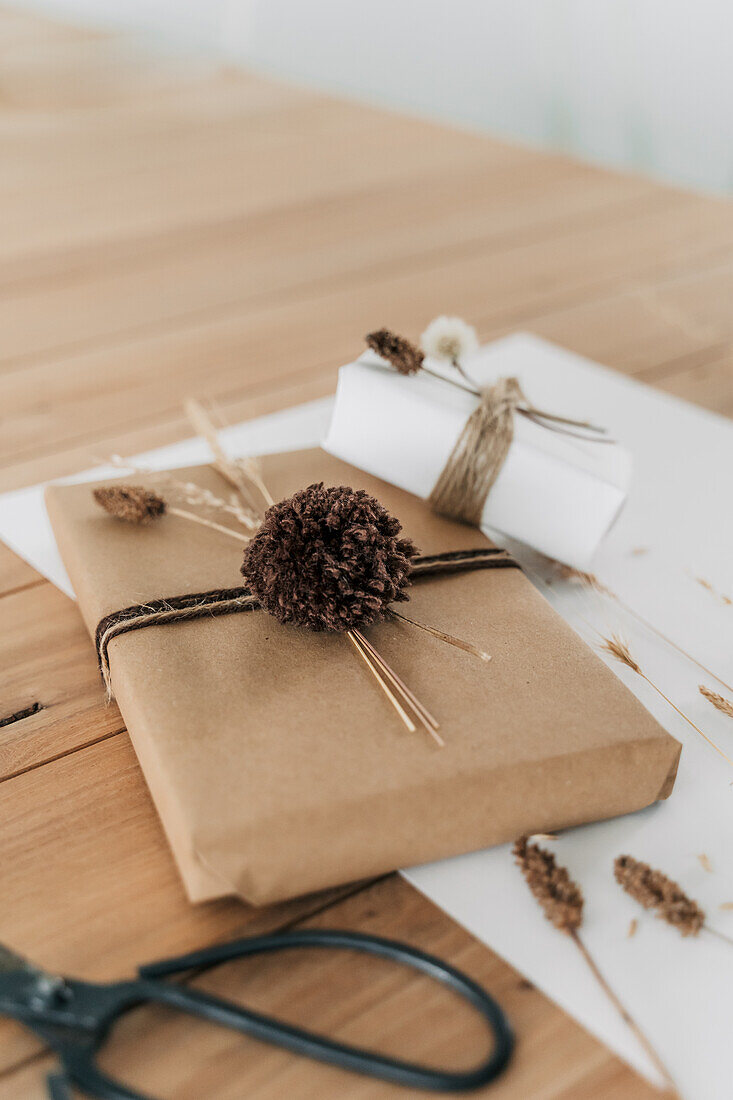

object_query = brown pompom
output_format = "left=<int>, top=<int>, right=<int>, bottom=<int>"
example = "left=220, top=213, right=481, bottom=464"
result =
left=366, top=328, right=424, bottom=375
left=241, top=483, right=417, bottom=632
left=94, top=485, right=166, bottom=525
left=514, top=837, right=584, bottom=933
left=614, top=855, right=705, bottom=936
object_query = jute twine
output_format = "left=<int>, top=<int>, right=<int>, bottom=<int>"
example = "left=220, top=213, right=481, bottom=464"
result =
left=95, top=548, right=519, bottom=698
left=429, top=377, right=524, bottom=527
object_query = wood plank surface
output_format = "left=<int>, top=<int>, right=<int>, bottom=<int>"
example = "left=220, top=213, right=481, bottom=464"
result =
left=0, top=6, right=730, bottom=1097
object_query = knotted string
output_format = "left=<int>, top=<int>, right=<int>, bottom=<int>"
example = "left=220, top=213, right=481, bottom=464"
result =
left=429, top=377, right=524, bottom=526
left=95, top=547, right=519, bottom=698
left=428, top=375, right=609, bottom=527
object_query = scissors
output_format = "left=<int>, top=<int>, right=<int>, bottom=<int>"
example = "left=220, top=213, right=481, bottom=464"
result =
left=0, top=928, right=513, bottom=1098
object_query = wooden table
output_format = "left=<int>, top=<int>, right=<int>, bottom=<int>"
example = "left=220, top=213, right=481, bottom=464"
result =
left=1, top=8, right=731, bottom=1097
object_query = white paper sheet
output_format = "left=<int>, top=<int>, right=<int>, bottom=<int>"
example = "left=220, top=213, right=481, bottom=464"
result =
left=2, top=335, right=732, bottom=1099
left=324, top=340, right=632, bottom=569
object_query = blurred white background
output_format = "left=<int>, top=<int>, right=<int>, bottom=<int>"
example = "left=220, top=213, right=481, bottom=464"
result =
left=13, top=0, right=733, bottom=194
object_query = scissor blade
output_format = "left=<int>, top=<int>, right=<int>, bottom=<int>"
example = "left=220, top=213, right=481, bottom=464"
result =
left=0, top=943, right=32, bottom=975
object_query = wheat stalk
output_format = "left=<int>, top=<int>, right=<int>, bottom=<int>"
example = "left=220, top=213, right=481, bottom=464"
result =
left=558, top=565, right=733, bottom=695
left=600, top=633, right=733, bottom=766
left=699, top=685, right=733, bottom=719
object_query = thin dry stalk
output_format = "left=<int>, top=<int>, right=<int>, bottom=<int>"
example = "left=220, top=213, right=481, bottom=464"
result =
left=185, top=398, right=274, bottom=512
left=107, top=455, right=259, bottom=531
left=559, top=565, right=733, bottom=695
left=94, top=484, right=250, bottom=545
left=570, top=929, right=677, bottom=1095
left=699, top=685, right=733, bottom=719
left=358, top=350, right=607, bottom=438
left=167, top=506, right=250, bottom=545
left=704, top=926, right=733, bottom=949
left=351, top=629, right=444, bottom=747
left=600, top=633, right=733, bottom=766
left=233, top=455, right=275, bottom=509
left=388, top=608, right=491, bottom=662
left=693, top=576, right=732, bottom=606
left=514, top=838, right=677, bottom=1095
left=450, top=354, right=478, bottom=389
left=356, top=630, right=443, bottom=744
left=347, top=630, right=416, bottom=734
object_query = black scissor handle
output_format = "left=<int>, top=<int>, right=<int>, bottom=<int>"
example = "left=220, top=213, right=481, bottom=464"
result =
left=140, top=929, right=514, bottom=1092
left=51, top=930, right=513, bottom=1098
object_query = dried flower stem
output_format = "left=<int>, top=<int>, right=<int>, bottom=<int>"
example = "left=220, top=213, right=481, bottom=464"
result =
left=348, top=629, right=444, bottom=746
left=185, top=398, right=274, bottom=512
left=358, top=355, right=607, bottom=438
left=561, top=566, right=733, bottom=696
left=601, top=634, right=733, bottom=766
left=107, top=456, right=259, bottom=531
left=704, top=925, right=733, bottom=950
left=356, top=629, right=443, bottom=743
left=347, top=630, right=416, bottom=734
left=451, top=354, right=477, bottom=389
left=388, top=608, right=491, bottom=662
left=515, top=839, right=677, bottom=1095
left=699, top=685, right=733, bottom=719
left=355, top=629, right=444, bottom=747
left=569, top=929, right=677, bottom=1094
left=167, top=506, right=250, bottom=544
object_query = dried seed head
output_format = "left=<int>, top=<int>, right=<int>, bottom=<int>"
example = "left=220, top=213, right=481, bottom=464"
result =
left=365, top=328, right=424, bottom=375
left=93, top=485, right=166, bottom=525
left=555, top=563, right=614, bottom=597
left=699, top=685, right=733, bottom=719
left=241, top=483, right=417, bottom=632
left=600, top=633, right=642, bottom=676
left=514, top=836, right=584, bottom=933
left=420, top=315, right=479, bottom=363
left=614, top=855, right=705, bottom=936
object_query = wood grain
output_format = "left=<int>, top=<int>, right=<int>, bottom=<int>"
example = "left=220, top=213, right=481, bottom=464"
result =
left=0, top=5, right=730, bottom=1096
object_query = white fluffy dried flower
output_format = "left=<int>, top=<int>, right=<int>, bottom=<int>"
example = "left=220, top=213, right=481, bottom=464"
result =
left=421, top=316, right=479, bottom=363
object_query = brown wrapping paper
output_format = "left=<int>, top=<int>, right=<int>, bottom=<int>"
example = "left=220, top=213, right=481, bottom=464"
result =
left=46, top=448, right=680, bottom=906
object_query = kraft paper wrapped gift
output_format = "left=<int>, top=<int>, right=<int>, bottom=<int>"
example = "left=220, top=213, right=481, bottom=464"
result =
left=45, top=448, right=680, bottom=906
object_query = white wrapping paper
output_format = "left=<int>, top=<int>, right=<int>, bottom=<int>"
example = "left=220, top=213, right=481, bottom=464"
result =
left=323, top=334, right=632, bottom=568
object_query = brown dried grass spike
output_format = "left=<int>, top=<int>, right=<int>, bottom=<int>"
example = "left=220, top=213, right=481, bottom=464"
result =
left=513, top=836, right=583, bottom=933
left=366, top=328, right=424, bottom=375
left=699, top=685, right=733, bottom=719
left=600, top=633, right=642, bottom=675
left=93, top=485, right=166, bottom=525
left=614, top=855, right=705, bottom=936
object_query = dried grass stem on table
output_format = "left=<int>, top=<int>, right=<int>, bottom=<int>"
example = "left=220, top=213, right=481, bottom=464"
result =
left=513, top=838, right=678, bottom=1095
left=559, top=565, right=733, bottom=695
left=600, top=633, right=732, bottom=766
left=699, top=685, right=733, bottom=719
